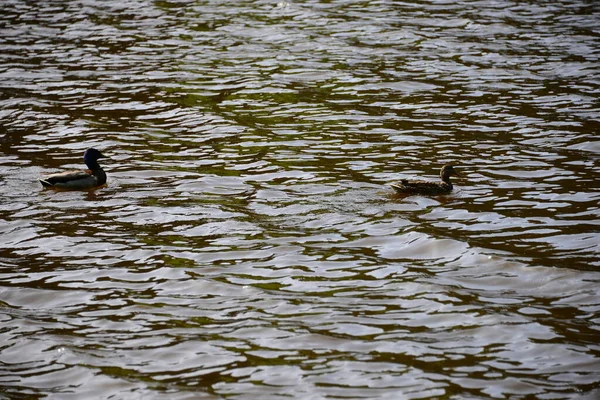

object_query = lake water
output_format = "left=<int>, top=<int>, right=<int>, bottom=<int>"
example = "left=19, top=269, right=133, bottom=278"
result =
left=1, top=0, right=599, bottom=399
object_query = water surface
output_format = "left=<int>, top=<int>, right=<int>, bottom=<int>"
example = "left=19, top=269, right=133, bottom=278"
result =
left=1, top=0, right=599, bottom=399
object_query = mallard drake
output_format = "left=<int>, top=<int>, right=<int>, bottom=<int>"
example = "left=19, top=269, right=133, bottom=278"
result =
left=390, top=164, right=460, bottom=195
left=40, top=148, right=108, bottom=190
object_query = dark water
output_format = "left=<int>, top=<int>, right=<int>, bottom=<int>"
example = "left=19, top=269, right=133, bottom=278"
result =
left=1, top=0, right=600, bottom=399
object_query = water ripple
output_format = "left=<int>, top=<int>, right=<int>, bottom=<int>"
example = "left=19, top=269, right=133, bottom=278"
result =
left=1, top=0, right=599, bottom=398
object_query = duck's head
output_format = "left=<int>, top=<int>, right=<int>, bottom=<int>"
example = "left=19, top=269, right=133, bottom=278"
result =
left=84, top=148, right=106, bottom=163
left=83, top=148, right=107, bottom=170
left=440, top=165, right=460, bottom=182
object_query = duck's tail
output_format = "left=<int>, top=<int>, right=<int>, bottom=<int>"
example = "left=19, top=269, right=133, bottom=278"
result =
left=39, top=179, right=53, bottom=188
left=390, top=183, right=407, bottom=193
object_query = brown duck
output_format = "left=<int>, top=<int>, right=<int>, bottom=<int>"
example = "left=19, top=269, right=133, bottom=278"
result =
left=390, top=165, right=461, bottom=195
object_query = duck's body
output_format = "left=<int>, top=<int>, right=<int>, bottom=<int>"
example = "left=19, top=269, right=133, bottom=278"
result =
left=40, top=148, right=107, bottom=190
left=390, top=165, right=460, bottom=195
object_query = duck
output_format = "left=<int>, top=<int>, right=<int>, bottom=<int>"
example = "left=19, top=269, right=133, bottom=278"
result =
left=390, top=164, right=460, bottom=195
left=40, top=148, right=108, bottom=190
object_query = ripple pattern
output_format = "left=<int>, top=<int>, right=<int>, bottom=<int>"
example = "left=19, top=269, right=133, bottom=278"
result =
left=1, top=0, right=600, bottom=399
